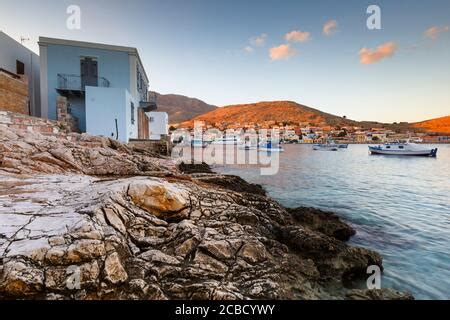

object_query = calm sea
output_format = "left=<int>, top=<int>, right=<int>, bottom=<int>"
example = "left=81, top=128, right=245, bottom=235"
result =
left=213, top=144, right=450, bottom=299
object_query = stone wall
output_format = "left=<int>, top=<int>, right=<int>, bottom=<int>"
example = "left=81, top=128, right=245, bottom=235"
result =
left=56, top=95, right=80, bottom=133
left=129, top=136, right=172, bottom=156
left=0, top=71, right=29, bottom=115
left=0, top=111, right=61, bottom=135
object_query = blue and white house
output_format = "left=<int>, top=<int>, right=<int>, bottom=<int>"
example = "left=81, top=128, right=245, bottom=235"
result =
left=39, top=37, right=155, bottom=142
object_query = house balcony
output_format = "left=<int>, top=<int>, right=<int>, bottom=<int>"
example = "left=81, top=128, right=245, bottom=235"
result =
left=56, top=74, right=110, bottom=97
left=139, top=91, right=157, bottom=112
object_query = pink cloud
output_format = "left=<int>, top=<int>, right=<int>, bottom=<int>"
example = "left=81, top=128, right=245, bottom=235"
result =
left=323, top=20, right=338, bottom=36
left=285, top=30, right=311, bottom=43
left=250, top=33, right=267, bottom=46
left=244, top=46, right=254, bottom=53
left=358, top=42, right=397, bottom=65
left=424, top=26, right=449, bottom=39
left=270, top=44, right=297, bottom=60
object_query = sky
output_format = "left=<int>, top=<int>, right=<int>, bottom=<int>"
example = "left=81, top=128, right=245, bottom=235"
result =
left=1, top=0, right=449, bottom=122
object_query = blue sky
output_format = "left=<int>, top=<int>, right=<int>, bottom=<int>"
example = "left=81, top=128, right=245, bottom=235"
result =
left=1, top=0, right=449, bottom=122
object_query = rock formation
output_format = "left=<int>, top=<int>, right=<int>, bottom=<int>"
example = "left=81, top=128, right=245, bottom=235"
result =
left=0, top=124, right=411, bottom=299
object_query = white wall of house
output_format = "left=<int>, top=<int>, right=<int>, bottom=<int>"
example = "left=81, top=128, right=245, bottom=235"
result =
left=0, top=31, right=40, bottom=116
left=145, top=111, right=168, bottom=140
left=129, top=53, right=149, bottom=104
left=85, top=86, right=137, bottom=142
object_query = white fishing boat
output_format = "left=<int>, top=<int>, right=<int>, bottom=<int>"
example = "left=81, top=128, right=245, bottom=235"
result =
left=369, top=141, right=437, bottom=157
left=191, top=139, right=208, bottom=148
left=313, top=138, right=347, bottom=151
left=210, top=136, right=242, bottom=145
left=312, top=144, right=338, bottom=151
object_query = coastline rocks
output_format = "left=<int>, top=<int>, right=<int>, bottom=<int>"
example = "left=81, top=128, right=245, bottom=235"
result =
left=192, top=173, right=266, bottom=196
left=176, top=161, right=266, bottom=196
left=177, top=161, right=213, bottom=174
left=0, top=174, right=392, bottom=300
left=0, top=125, right=172, bottom=176
left=127, top=180, right=190, bottom=221
left=103, top=253, right=128, bottom=284
left=0, top=260, right=44, bottom=296
left=287, top=207, right=356, bottom=241
left=346, top=288, right=414, bottom=300
left=0, top=124, right=412, bottom=300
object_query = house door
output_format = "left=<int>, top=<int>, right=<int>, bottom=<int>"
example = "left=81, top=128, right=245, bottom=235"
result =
left=80, top=58, right=98, bottom=90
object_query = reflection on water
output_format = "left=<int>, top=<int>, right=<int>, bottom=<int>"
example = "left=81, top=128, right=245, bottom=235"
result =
left=214, top=144, right=450, bottom=299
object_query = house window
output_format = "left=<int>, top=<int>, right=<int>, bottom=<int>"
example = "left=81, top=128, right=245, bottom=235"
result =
left=136, top=64, right=142, bottom=90
left=16, top=60, right=25, bottom=75
left=149, top=117, right=154, bottom=123
left=131, top=102, right=135, bottom=124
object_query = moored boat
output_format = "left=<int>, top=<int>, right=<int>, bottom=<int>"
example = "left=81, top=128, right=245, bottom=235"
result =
left=313, top=138, right=347, bottom=151
left=369, top=141, right=437, bottom=157
left=239, top=141, right=257, bottom=150
left=211, top=136, right=242, bottom=145
left=258, top=141, right=284, bottom=152
left=313, top=144, right=338, bottom=151
left=191, top=139, right=208, bottom=148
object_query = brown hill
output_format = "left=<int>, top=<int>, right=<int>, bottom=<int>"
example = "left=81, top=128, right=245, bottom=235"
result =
left=182, top=101, right=356, bottom=128
left=412, top=115, right=450, bottom=134
left=151, top=91, right=216, bottom=124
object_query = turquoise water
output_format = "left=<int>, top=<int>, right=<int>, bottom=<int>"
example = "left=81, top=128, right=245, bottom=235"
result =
left=213, top=144, right=450, bottom=299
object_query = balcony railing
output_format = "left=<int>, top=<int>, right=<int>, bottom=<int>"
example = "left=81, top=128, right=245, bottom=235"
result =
left=139, top=91, right=158, bottom=111
left=57, top=74, right=110, bottom=91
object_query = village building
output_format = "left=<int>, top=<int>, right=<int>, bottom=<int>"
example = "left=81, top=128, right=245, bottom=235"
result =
left=39, top=37, right=156, bottom=142
left=0, top=31, right=40, bottom=116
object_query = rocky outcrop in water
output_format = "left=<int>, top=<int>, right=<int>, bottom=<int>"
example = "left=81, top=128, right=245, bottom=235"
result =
left=0, top=125, right=411, bottom=300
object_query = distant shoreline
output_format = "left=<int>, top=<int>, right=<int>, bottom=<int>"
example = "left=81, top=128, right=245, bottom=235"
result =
left=285, top=142, right=450, bottom=144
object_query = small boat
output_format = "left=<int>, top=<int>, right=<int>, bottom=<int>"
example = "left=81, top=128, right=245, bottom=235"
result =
left=313, top=138, right=347, bottom=151
left=239, top=141, right=257, bottom=150
left=258, top=141, right=284, bottom=152
left=369, top=141, right=437, bottom=157
left=313, top=144, right=338, bottom=151
left=191, top=139, right=208, bottom=148
left=211, top=136, right=242, bottom=145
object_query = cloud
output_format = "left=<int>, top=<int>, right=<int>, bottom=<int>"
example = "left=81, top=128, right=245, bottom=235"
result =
left=358, top=42, right=397, bottom=65
left=244, top=34, right=267, bottom=54
left=270, top=44, right=297, bottom=60
left=244, top=46, right=254, bottom=53
left=284, top=30, right=311, bottom=43
left=250, top=33, right=267, bottom=46
left=323, top=20, right=338, bottom=36
left=424, top=26, right=449, bottom=39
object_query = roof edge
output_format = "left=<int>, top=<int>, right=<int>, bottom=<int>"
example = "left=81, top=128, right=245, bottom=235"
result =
left=38, top=36, right=149, bottom=82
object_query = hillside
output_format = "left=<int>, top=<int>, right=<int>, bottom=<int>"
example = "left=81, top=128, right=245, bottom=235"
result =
left=412, top=115, right=450, bottom=134
left=151, top=91, right=216, bottom=124
left=181, top=101, right=356, bottom=128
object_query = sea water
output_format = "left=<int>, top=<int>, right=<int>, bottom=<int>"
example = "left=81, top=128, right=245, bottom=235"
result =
left=214, top=144, right=450, bottom=299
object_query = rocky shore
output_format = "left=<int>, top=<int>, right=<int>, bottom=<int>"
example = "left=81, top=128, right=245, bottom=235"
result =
left=0, top=125, right=413, bottom=300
